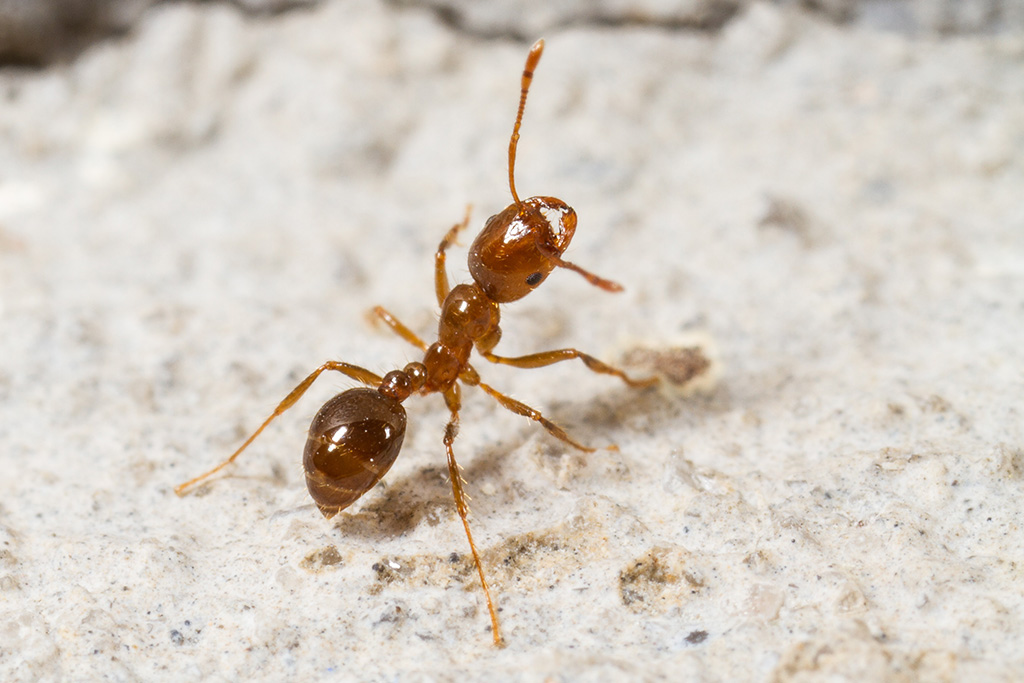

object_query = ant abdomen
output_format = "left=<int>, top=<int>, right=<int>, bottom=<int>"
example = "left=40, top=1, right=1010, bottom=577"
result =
left=303, top=387, right=407, bottom=519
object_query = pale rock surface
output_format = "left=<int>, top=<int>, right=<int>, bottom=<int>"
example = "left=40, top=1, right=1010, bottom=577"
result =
left=0, top=1, right=1022, bottom=680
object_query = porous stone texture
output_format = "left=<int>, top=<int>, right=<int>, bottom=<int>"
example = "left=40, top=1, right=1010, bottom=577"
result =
left=0, top=0, right=1022, bottom=680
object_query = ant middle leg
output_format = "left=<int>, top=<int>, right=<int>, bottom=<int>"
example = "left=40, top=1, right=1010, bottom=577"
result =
left=442, top=385, right=504, bottom=646
left=473, top=379, right=596, bottom=453
left=174, top=361, right=384, bottom=496
left=369, top=305, right=428, bottom=351
left=480, top=348, right=659, bottom=389
left=435, top=205, right=473, bottom=306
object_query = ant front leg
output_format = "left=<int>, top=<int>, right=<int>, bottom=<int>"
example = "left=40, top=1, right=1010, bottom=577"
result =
left=435, top=205, right=473, bottom=306
left=175, top=361, right=385, bottom=496
left=441, top=384, right=504, bottom=646
left=480, top=348, right=659, bottom=389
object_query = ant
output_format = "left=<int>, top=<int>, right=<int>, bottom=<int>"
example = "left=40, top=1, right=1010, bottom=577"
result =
left=175, top=39, right=658, bottom=646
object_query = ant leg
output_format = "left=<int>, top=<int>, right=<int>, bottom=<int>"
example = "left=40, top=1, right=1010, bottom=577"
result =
left=174, top=361, right=385, bottom=496
left=480, top=349, right=659, bottom=389
left=442, top=385, right=504, bottom=647
left=369, top=305, right=428, bottom=351
left=435, top=205, right=473, bottom=306
left=473, top=379, right=596, bottom=453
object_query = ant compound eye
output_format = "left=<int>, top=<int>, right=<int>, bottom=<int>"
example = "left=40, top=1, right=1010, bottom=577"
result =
left=526, top=272, right=543, bottom=287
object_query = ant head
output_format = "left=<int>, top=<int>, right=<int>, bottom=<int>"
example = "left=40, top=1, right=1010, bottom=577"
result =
left=466, top=39, right=624, bottom=304
left=467, top=196, right=576, bottom=303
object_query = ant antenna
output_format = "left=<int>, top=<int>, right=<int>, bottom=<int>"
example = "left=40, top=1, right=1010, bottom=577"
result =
left=508, top=38, right=545, bottom=209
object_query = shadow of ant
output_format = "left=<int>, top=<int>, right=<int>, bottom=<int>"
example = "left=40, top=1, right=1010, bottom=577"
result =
left=333, top=379, right=724, bottom=542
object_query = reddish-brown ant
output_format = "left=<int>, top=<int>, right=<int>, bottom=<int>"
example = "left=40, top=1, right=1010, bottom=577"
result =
left=175, top=39, right=658, bottom=646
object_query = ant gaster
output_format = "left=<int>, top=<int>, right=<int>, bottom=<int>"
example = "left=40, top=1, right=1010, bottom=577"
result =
left=175, top=39, right=658, bottom=646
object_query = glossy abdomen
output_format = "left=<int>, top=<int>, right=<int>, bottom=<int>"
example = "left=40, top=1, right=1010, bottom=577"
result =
left=303, top=387, right=407, bottom=519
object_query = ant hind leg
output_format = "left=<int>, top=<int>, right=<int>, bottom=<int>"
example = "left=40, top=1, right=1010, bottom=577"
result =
left=442, top=386, right=504, bottom=646
left=174, top=361, right=385, bottom=496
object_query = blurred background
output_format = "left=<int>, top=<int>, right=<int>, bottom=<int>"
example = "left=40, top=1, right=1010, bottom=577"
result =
left=3, top=0, right=1023, bottom=66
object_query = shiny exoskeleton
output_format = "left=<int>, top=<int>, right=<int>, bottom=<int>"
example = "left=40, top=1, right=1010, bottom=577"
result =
left=175, top=39, right=657, bottom=646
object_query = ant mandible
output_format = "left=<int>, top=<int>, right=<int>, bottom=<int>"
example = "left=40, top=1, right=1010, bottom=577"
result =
left=175, top=39, right=658, bottom=646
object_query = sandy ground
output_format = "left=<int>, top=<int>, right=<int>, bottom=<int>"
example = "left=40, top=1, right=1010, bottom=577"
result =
left=1, top=1, right=1022, bottom=680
